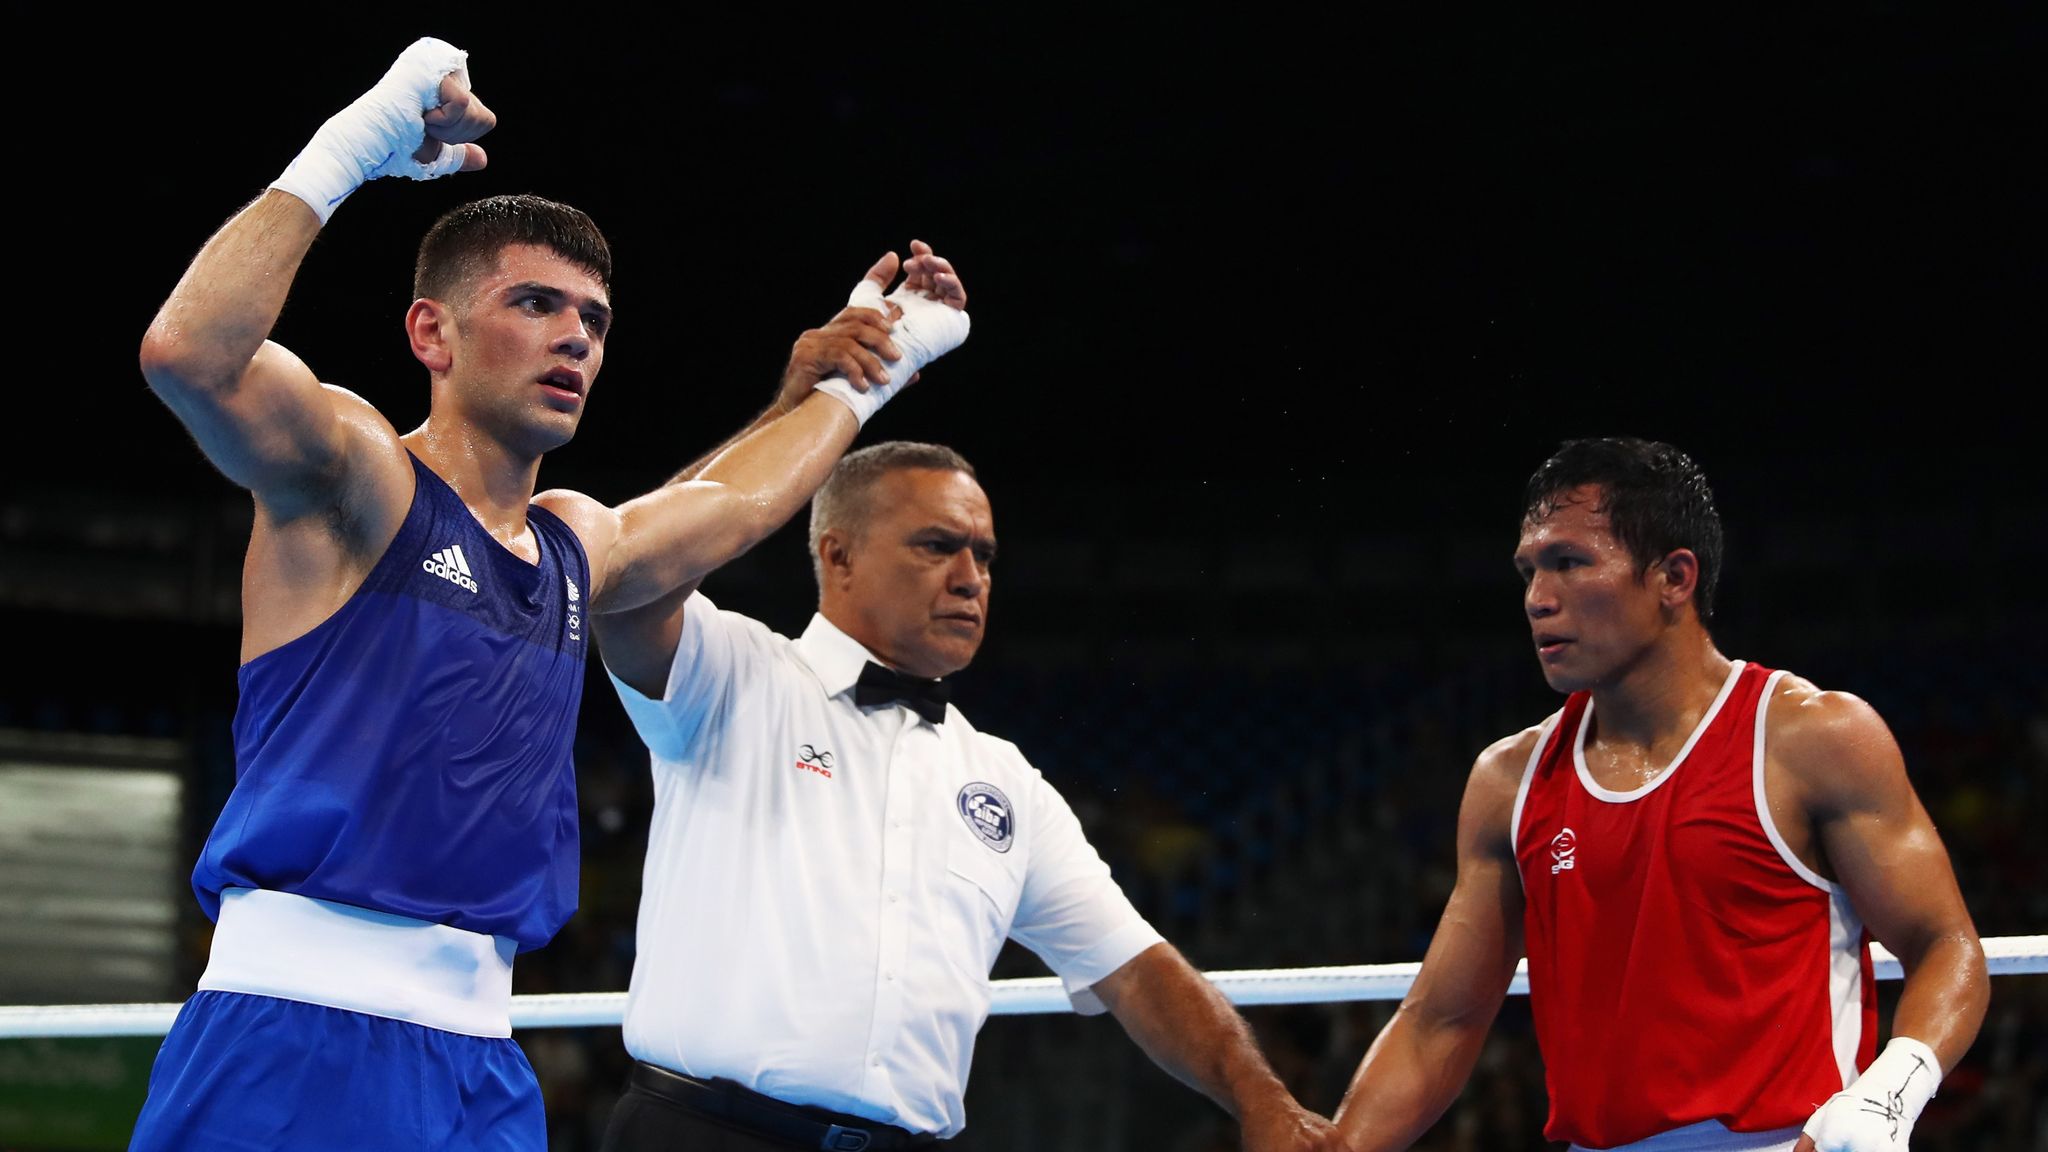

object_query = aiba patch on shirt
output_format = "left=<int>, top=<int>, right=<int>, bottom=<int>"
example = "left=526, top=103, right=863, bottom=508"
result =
left=957, top=782, right=1015, bottom=853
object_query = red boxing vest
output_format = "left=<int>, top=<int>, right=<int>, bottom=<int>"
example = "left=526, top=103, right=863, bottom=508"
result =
left=1513, top=661, right=1877, bottom=1148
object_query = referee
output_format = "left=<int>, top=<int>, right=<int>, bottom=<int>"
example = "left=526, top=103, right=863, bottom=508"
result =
left=594, top=442, right=1332, bottom=1150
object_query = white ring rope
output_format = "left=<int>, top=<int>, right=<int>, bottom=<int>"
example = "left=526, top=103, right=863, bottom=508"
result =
left=3, top=935, right=2041, bottom=1039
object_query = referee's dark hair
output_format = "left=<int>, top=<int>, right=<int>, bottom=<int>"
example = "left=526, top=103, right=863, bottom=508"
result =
left=1524, top=437, right=1725, bottom=621
left=809, top=441, right=978, bottom=588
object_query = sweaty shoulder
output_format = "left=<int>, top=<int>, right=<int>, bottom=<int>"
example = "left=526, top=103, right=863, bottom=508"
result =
left=533, top=488, right=621, bottom=587
left=1463, top=715, right=1559, bottom=855
left=236, top=387, right=413, bottom=661
left=1476, top=716, right=1556, bottom=793
left=1764, top=673, right=1907, bottom=817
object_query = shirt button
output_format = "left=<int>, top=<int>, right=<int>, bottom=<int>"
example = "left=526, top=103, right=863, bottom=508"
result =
left=887, top=893, right=899, bottom=904
left=885, top=971, right=895, bottom=982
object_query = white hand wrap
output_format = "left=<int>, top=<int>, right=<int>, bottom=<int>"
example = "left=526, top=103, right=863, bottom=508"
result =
left=1801, top=1037, right=1942, bottom=1152
left=812, top=280, right=971, bottom=426
left=270, top=38, right=474, bottom=223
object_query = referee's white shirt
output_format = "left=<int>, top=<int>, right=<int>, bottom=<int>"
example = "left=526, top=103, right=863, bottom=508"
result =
left=606, top=592, right=1164, bottom=1138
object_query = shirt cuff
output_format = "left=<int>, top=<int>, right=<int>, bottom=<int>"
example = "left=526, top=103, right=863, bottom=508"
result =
left=600, top=591, right=714, bottom=762
left=1054, top=920, right=1166, bottom=1017
left=604, top=665, right=684, bottom=762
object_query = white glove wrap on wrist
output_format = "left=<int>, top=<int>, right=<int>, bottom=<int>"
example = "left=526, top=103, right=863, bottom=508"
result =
left=270, top=37, right=473, bottom=223
left=813, top=279, right=971, bottom=426
left=1801, top=1036, right=1942, bottom=1152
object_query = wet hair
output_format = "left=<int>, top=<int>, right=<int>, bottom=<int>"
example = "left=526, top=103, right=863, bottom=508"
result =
left=413, top=194, right=613, bottom=305
left=810, top=441, right=977, bottom=587
left=1524, top=437, right=1725, bottom=619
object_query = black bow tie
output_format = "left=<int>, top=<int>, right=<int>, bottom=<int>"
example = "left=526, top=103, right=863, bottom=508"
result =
left=854, top=660, right=950, bottom=724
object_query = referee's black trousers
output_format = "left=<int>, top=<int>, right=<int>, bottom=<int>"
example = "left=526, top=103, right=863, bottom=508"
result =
left=600, top=1062, right=943, bottom=1151
left=601, top=1087, right=791, bottom=1151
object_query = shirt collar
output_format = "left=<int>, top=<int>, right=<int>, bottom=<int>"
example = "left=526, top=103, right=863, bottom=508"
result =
left=796, top=611, right=890, bottom=703
left=796, top=612, right=961, bottom=728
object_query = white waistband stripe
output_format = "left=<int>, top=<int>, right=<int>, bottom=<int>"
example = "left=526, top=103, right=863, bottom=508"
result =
left=196, top=888, right=516, bottom=1038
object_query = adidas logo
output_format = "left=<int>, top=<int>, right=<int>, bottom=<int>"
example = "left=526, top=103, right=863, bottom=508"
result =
left=422, top=544, right=480, bottom=593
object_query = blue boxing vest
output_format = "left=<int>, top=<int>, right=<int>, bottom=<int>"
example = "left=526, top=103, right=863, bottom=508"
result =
left=193, top=452, right=587, bottom=952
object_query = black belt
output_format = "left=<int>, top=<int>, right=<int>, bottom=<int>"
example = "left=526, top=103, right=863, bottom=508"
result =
left=626, top=1061, right=940, bottom=1151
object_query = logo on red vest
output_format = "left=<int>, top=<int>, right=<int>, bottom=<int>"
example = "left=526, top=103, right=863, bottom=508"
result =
left=1550, top=827, right=1577, bottom=874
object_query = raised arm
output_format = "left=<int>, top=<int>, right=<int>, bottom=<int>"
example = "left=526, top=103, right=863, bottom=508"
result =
left=587, top=290, right=897, bottom=694
left=1090, top=942, right=1335, bottom=1151
left=575, top=242, right=970, bottom=690
left=1773, top=684, right=1989, bottom=1152
left=1330, top=731, right=1532, bottom=1152
left=138, top=39, right=490, bottom=521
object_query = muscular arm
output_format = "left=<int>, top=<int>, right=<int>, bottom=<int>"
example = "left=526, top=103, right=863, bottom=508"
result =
left=1774, top=685, right=1989, bottom=1073
left=1331, top=731, right=1532, bottom=1152
left=138, top=190, right=422, bottom=661
left=648, top=285, right=903, bottom=492
left=584, top=388, right=801, bottom=694
left=591, top=393, right=860, bottom=611
left=583, top=248, right=966, bottom=693
left=570, top=293, right=902, bottom=691
left=138, top=192, right=379, bottom=515
left=1090, top=942, right=1331, bottom=1151
left=137, top=66, right=484, bottom=520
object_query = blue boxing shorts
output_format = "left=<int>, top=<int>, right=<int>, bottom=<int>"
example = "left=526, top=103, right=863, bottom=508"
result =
left=128, top=990, right=544, bottom=1151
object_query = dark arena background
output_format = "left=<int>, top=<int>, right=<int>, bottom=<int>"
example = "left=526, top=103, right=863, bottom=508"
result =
left=3, top=11, right=2042, bottom=1151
